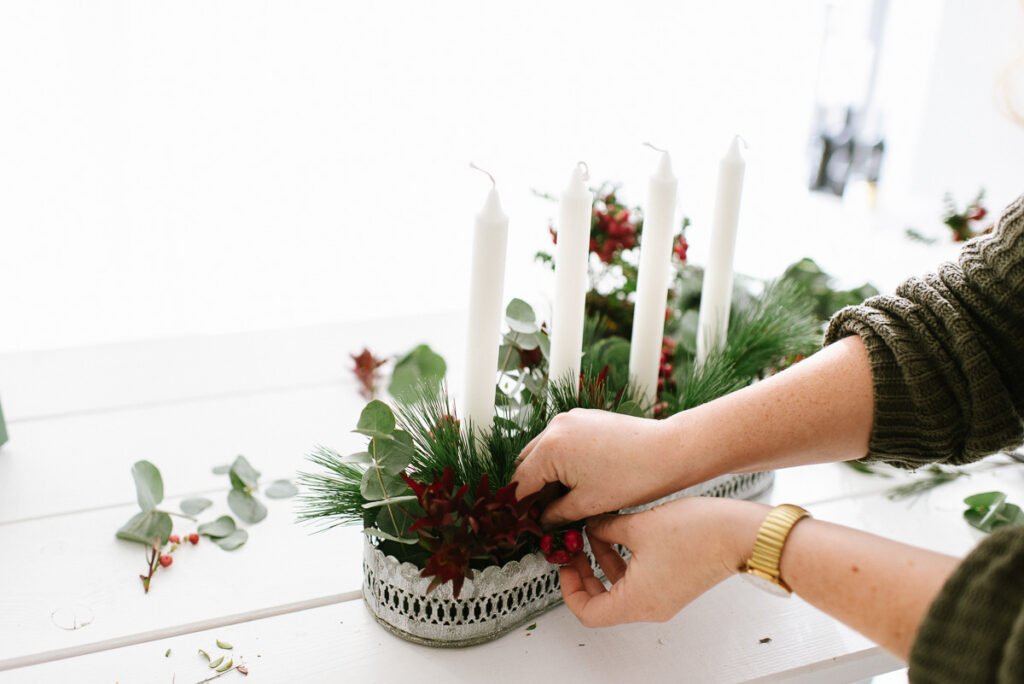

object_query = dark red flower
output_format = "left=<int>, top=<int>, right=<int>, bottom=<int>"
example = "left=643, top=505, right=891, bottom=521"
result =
left=351, top=348, right=388, bottom=400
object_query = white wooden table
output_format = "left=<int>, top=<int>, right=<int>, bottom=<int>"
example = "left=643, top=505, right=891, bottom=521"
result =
left=1, top=313, right=1020, bottom=683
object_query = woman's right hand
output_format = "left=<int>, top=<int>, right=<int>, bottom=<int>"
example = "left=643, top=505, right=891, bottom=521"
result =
left=512, top=408, right=705, bottom=526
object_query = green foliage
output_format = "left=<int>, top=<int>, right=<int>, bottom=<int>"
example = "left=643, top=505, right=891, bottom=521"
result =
left=389, top=345, right=447, bottom=401
left=963, top=491, right=1024, bottom=533
left=117, top=460, right=172, bottom=546
left=778, top=258, right=879, bottom=324
left=198, top=515, right=249, bottom=551
left=226, top=455, right=268, bottom=525
left=131, top=460, right=164, bottom=511
left=265, top=480, right=299, bottom=499
left=180, top=497, right=213, bottom=515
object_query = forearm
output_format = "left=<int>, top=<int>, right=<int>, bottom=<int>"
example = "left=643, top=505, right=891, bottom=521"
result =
left=779, top=517, right=958, bottom=660
left=667, top=335, right=874, bottom=485
left=720, top=501, right=959, bottom=661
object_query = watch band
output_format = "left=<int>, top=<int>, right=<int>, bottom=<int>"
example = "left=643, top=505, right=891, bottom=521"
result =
left=744, top=503, right=811, bottom=593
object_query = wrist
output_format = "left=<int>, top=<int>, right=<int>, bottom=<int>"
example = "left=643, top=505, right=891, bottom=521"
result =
left=711, top=499, right=771, bottom=578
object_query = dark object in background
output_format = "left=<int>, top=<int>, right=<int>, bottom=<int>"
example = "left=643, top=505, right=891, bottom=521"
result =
left=808, top=106, right=885, bottom=197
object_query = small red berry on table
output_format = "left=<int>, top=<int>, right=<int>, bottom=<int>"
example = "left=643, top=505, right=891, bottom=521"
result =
left=158, top=554, right=173, bottom=568
left=188, top=533, right=200, bottom=545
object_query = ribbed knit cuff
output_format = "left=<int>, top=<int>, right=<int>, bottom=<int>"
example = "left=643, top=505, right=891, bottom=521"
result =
left=909, top=527, right=1024, bottom=683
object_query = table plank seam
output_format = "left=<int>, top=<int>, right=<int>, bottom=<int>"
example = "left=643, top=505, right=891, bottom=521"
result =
left=0, top=590, right=363, bottom=673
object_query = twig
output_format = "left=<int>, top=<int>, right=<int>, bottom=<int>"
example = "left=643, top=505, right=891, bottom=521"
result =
left=194, top=664, right=245, bottom=684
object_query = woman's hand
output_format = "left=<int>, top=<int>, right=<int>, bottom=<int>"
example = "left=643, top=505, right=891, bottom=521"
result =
left=513, top=408, right=705, bottom=526
left=562, top=497, right=765, bottom=626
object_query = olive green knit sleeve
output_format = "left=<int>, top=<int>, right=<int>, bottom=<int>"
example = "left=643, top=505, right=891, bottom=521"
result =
left=824, top=194, right=1024, bottom=468
left=908, top=526, right=1024, bottom=683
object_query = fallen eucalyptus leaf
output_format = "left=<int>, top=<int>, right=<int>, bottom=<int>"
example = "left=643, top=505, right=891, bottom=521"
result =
left=180, top=497, right=213, bottom=516
left=131, top=461, right=164, bottom=511
left=212, top=464, right=231, bottom=475
left=209, top=655, right=224, bottom=669
left=228, top=489, right=267, bottom=524
left=165, top=648, right=171, bottom=657
left=216, top=658, right=233, bottom=672
left=198, top=649, right=210, bottom=662
left=229, top=455, right=260, bottom=492
left=216, top=639, right=233, bottom=650
left=116, top=510, right=172, bottom=546
left=264, top=480, right=298, bottom=499
left=197, top=515, right=236, bottom=539
left=215, top=529, right=249, bottom=551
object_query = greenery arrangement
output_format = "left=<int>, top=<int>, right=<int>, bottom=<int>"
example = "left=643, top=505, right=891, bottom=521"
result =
left=115, top=456, right=297, bottom=593
left=303, top=179, right=836, bottom=598
left=906, top=189, right=991, bottom=244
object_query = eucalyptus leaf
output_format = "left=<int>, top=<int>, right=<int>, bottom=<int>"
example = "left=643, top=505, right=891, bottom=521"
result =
left=265, top=479, right=299, bottom=499
left=116, top=510, right=172, bottom=546
left=514, top=332, right=540, bottom=351
left=360, top=465, right=408, bottom=500
left=388, top=345, right=447, bottom=401
left=229, top=455, right=260, bottom=492
left=507, top=319, right=539, bottom=334
left=362, top=527, right=418, bottom=545
left=615, top=400, right=645, bottom=417
left=369, top=436, right=412, bottom=476
left=361, top=494, right=418, bottom=509
left=354, top=399, right=396, bottom=437
left=216, top=658, right=234, bottom=673
left=498, top=345, right=522, bottom=372
left=215, top=530, right=248, bottom=550
left=216, top=639, right=233, bottom=650
left=131, top=460, right=164, bottom=512
left=228, top=489, right=268, bottom=524
left=506, top=298, right=536, bottom=325
left=208, top=656, right=224, bottom=669
left=374, top=503, right=417, bottom=542
left=537, top=332, right=551, bottom=359
left=964, top=491, right=1006, bottom=509
left=212, top=464, right=231, bottom=475
left=341, top=451, right=373, bottom=464
left=180, top=497, right=213, bottom=516
left=198, top=515, right=237, bottom=539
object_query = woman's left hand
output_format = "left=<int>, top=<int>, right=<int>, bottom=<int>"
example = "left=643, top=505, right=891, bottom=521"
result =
left=561, top=497, right=766, bottom=626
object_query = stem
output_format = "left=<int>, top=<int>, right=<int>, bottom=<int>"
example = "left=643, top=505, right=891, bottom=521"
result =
left=194, top=666, right=243, bottom=684
left=497, top=332, right=520, bottom=386
left=370, top=439, right=402, bottom=538
left=165, top=511, right=198, bottom=522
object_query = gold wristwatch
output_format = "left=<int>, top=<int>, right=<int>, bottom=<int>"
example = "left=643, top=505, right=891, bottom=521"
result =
left=740, top=503, right=811, bottom=597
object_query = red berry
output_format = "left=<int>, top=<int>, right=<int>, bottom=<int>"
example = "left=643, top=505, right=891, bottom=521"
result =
left=159, top=554, right=173, bottom=568
left=188, top=533, right=200, bottom=545
left=563, top=529, right=584, bottom=554
left=546, top=549, right=572, bottom=565
left=168, top=534, right=180, bottom=544
left=969, top=207, right=987, bottom=221
left=539, top=534, right=553, bottom=555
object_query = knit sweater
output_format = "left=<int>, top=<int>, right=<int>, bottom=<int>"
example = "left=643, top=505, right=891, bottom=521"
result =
left=824, top=194, right=1024, bottom=683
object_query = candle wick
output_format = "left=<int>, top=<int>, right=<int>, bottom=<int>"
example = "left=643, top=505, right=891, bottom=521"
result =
left=469, top=162, right=496, bottom=188
left=576, top=160, right=590, bottom=181
left=642, top=141, right=666, bottom=153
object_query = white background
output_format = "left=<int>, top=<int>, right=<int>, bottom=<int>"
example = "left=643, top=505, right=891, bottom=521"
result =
left=1, top=0, right=1022, bottom=354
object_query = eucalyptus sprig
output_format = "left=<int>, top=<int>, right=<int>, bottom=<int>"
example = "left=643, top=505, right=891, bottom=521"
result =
left=116, top=461, right=189, bottom=546
left=964, top=491, right=1024, bottom=533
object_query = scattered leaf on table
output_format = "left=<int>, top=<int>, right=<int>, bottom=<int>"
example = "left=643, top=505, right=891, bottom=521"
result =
left=217, top=658, right=234, bottom=672
left=165, top=648, right=171, bottom=657
left=208, top=655, right=224, bottom=669
left=212, top=464, right=231, bottom=475
left=116, top=510, right=172, bottom=546
left=526, top=623, right=537, bottom=631
left=131, top=460, right=164, bottom=511
left=215, top=529, right=249, bottom=551
left=180, top=497, right=213, bottom=516
left=228, top=489, right=267, bottom=524
left=264, top=480, right=298, bottom=499
left=198, top=649, right=210, bottom=662
left=229, top=455, right=261, bottom=492
left=216, top=639, right=233, bottom=650
left=198, top=515, right=237, bottom=539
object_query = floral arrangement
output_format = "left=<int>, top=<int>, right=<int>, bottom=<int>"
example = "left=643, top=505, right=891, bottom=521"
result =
left=906, top=189, right=991, bottom=244
left=299, top=180, right=824, bottom=599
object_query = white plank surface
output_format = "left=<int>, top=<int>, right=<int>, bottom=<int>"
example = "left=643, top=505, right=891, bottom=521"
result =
left=0, top=580, right=901, bottom=684
left=0, top=311, right=463, bottom=423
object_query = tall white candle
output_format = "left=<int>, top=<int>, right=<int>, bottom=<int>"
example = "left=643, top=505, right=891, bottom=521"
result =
left=628, top=150, right=679, bottom=409
left=462, top=183, right=509, bottom=436
left=695, top=136, right=747, bottom=367
left=547, top=164, right=594, bottom=386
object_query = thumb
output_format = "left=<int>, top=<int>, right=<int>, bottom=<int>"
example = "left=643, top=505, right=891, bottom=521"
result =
left=539, top=491, right=587, bottom=527
left=584, top=513, right=636, bottom=548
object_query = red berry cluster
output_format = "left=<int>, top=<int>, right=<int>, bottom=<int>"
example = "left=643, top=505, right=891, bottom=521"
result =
left=549, top=190, right=639, bottom=264
left=673, top=232, right=689, bottom=262
left=400, top=468, right=544, bottom=598
left=140, top=531, right=200, bottom=593
left=539, top=528, right=584, bottom=565
left=652, top=336, right=677, bottom=417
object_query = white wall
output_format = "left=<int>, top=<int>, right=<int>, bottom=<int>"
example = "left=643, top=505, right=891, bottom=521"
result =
left=0, top=1, right=824, bottom=354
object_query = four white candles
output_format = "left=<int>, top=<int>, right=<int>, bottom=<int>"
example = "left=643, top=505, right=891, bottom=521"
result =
left=547, top=164, right=595, bottom=386
left=461, top=182, right=509, bottom=437
left=628, top=150, right=679, bottom=409
left=695, top=136, right=747, bottom=367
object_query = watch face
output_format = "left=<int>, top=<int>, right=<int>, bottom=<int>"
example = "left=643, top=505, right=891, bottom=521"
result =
left=740, top=571, right=791, bottom=598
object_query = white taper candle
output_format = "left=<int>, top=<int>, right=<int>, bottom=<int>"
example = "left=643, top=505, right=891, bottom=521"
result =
left=547, top=164, right=594, bottom=386
left=628, top=150, right=679, bottom=409
left=462, top=183, right=509, bottom=436
left=695, top=136, right=747, bottom=366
